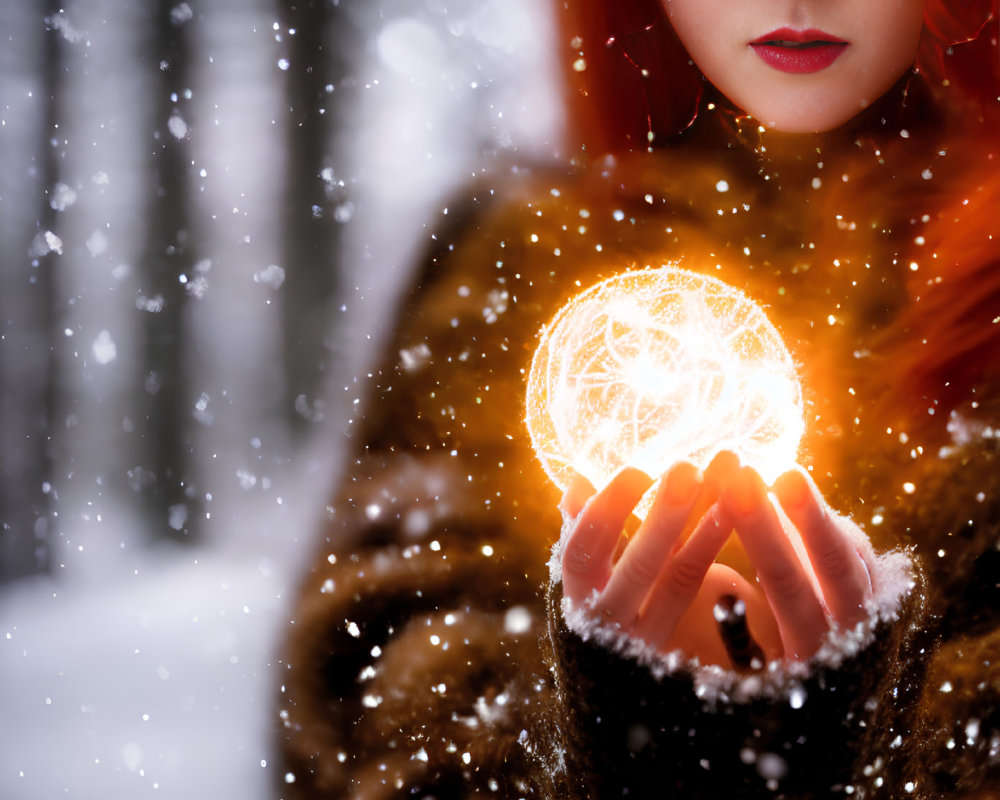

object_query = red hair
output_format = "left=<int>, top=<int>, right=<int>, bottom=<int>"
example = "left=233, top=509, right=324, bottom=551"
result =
left=558, top=0, right=1000, bottom=156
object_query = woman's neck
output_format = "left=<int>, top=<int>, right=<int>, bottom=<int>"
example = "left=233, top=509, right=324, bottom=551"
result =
left=670, top=71, right=943, bottom=178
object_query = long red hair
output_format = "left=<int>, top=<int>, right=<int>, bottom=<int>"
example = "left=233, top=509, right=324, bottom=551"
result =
left=557, top=0, right=1000, bottom=155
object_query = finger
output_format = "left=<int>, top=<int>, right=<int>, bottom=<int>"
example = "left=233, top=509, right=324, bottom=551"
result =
left=703, top=449, right=741, bottom=490
left=559, top=471, right=596, bottom=519
left=561, top=467, right=654, bottom=605
left=664, top=564, right=782, bottom=669
left=631, top=505, right=732, bottom=648
left=667, top=450, right=741, bottom=556
left=663, top=575, right=735, bottom=669
left=690, top=556, right=784, bottom=663
left=772, top=468, right=873, bottom=628
left=736, top=575, right=784, bottom=662
left=722, top=467, right=829, bottom=660
left=594, top=462, right=702, bottom=626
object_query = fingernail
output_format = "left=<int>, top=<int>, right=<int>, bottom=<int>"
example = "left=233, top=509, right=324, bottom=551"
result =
left=709, top=450, right=740, bottom=471
left=724, top=467, right=763, bottom=517
left=619, top=466, right=654, bottom=493
left=663, top=462, right=700, bottom=505
left=559, top=471, right=596, bottom=516
left=705, top=450, right=740, bottom=487
left=606, top=467, right=654, bottom=506
left=776, top=470, right=811, bottom=509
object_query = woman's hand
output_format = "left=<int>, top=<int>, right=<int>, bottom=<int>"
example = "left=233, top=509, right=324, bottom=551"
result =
left=559, top=454, right=874, bottom=668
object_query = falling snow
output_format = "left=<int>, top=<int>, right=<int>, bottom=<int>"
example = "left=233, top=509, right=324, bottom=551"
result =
left=167, top=503, right=188, bottom=531
left=253, top=263, right=286, bottom=289
left=170, top=2, right=194, bottom=25
left=167, top=114, right=189, bottom=139
left=91, top=329, right=118, bottom=365
left=49, top=182, right=78, bottom=211
left=30, top=230, right=64, bottom=257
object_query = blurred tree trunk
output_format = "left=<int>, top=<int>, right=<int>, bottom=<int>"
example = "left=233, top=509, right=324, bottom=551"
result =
left=279, top=0, right=356, bottom=438
left=132, top=0, right=200, bottom=544
left=0, top=1, right=60, bottom=581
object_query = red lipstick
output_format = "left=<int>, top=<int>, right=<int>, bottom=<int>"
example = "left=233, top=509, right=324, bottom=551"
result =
left=750, top=28, right=847, bottom=74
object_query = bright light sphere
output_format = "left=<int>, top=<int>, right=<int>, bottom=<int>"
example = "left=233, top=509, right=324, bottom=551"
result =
left=525, top=266, right=803, bottom=517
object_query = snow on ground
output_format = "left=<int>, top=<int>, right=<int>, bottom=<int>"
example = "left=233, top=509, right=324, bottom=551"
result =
left=1, top=544, right=290, bottom=799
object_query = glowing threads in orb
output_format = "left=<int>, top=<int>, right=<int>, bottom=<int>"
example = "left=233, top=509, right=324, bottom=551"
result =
left=525, top=266, right=803, bottom=517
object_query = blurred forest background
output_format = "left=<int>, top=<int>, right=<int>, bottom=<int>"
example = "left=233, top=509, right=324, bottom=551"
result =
left=0, top=1, right=558, bottom=797
left=0, top=0, right=558, bottom=582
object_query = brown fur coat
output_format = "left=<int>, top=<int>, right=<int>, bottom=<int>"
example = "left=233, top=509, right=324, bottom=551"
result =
left=277, top=100, right=1000, bottom=798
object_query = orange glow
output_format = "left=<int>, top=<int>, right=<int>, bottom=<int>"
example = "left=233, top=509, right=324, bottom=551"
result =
left=525, top=266, right=803, bottom=517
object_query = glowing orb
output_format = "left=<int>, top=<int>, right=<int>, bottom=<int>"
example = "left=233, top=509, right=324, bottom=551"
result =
left=525, top=266, right=803, bottom=517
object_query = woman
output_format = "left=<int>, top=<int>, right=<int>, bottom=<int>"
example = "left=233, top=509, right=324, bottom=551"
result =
left=277, top=1, right=1000, bottom=797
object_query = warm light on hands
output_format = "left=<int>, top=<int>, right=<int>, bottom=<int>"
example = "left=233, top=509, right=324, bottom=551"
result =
left=560, top=458, right=875, bottom=668
left=529, top=267, right=875, bottom=668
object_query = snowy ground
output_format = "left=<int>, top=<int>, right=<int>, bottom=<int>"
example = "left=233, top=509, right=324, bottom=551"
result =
left=0, top=2, right=557, bottom=798
left=0, top=440, right=336, bottom=799
left=2, top=542, right=293, bottom=797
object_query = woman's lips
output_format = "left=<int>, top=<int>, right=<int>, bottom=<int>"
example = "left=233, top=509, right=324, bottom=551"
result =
left=750, top=28, right=847, bottom=74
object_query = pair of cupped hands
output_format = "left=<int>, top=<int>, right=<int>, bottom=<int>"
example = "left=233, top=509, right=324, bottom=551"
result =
left=559, top=453, right=876, bottom=669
